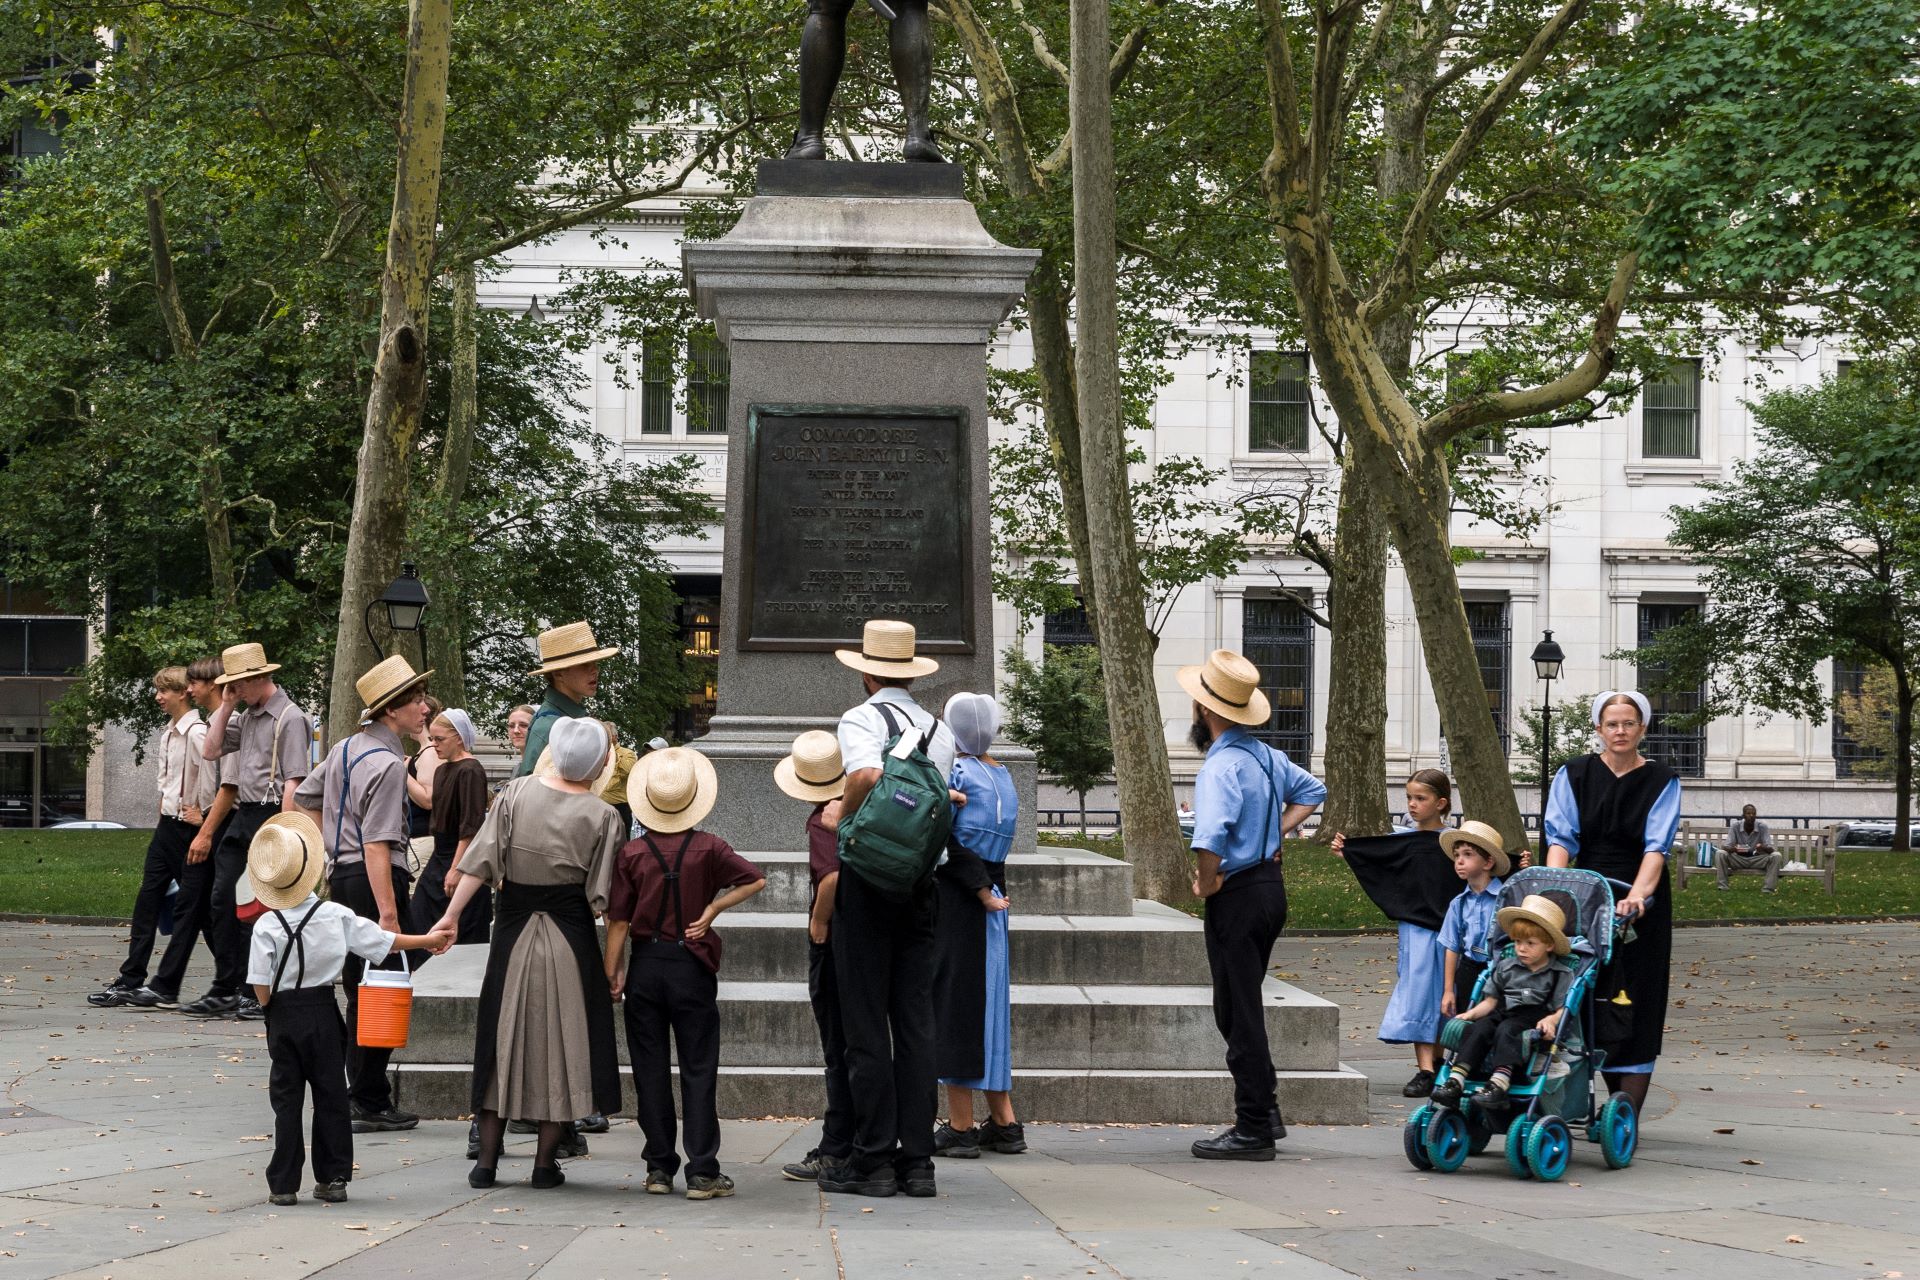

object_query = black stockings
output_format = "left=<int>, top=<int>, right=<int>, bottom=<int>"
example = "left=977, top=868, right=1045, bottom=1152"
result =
left=1604, top=1071, right=1652, bottom=1112
left=474, top=1109, right=507, bottom=1170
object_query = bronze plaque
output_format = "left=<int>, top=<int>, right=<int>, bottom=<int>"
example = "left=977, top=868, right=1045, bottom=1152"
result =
left=740, top=406, right=972, bottom=652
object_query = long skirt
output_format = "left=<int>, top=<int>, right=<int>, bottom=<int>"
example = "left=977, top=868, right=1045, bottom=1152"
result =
left=939, top=888, right=1011, bottom=1092
left=1379, top=922, right=1446, bottom=1044
left=1579, top=848, right=1673, bottom=1073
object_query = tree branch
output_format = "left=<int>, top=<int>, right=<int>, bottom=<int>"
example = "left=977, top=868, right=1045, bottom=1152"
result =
left=1255, top=0, right=1307, bottom=200
left=1334, top=0, right=1402, bottom=129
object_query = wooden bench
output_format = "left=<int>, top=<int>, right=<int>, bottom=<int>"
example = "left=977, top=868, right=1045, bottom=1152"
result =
left=1673, top=822, right=1838, bottom=894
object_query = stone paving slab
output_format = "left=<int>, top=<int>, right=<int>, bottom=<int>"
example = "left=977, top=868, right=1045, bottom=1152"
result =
left=4, top=920, right=1917, bottom=1278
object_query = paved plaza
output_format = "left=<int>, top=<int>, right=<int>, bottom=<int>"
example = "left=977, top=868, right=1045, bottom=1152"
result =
left=2, top=919, right=1914, bottom=1279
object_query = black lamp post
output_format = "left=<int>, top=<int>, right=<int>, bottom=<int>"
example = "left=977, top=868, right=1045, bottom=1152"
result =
left=364, top=562, right=431, bottom=661
left=1530, top=629, right=1566, bottom=813
left=523, top=295, right=546, bottom=323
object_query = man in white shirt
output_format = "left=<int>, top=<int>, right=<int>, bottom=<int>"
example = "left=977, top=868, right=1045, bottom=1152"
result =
left=90, top=666, right=219, bottom=1008
left=819, top=620, right=955, bottom=1201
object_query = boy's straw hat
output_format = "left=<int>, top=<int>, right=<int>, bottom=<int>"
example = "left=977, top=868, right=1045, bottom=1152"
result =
left=529, top=621, right=620, bottom=677
left=214, top=642, right=281, bottom=686
left=1495, top=893, right=1572, bottom=956
left=775, top=731, right=847, bottom=803
left=356, top=655, right=433, bottom=718
left=1438, top=820, right=1512, bottom=879
left=247, top=812, right=326, bottom=911
left=628, top=746, right=718, bottom=834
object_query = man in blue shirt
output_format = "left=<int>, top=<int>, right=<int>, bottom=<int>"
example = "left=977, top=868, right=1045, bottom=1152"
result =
left=1180, top=650, right=1327, bottom=1160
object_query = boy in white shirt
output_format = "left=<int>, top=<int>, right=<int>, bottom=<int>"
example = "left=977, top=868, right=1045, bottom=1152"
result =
left=246, top=813, right=449, bottom=1206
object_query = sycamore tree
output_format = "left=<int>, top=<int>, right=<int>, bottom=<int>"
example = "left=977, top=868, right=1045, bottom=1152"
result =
left=1625, top=370, right=1920, bottom=852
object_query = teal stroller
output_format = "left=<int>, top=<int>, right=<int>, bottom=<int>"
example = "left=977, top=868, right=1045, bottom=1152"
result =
left=1402, top=867, right=1640, bottom=1181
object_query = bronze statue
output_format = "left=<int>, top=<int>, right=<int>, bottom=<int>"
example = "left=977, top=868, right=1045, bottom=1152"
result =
left=786, top=0, right=945, bottom=163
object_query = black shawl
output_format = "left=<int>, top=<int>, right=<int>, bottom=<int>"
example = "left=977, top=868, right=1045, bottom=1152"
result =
left=1340, top=830, right=1461, bottom=933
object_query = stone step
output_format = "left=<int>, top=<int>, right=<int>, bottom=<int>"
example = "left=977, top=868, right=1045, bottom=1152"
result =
left=404, top=947, right=1341, bottom=1073
left=735, top=848, right=1135, bottom=917
left=718, top=901, right=1209, bottom=985
left=388, top=1062, right=1372, bottom=1126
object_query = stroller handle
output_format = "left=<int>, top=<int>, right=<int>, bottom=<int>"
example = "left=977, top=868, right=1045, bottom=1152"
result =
left=1601, top=875, right=1654, bottom=920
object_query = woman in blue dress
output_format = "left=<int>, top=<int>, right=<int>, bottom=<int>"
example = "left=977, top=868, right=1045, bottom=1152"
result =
left=1544, top=690, right=1682, bottom=1115
left=930, top=692, right=1023, bottom=1159
left=1332, top=768, right=1454, bottom=1097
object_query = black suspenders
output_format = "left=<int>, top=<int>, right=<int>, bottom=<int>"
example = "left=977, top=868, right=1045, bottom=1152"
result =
left=640, top=832, right=695, bottom=945
left=268, top=902, right=324, bottom=991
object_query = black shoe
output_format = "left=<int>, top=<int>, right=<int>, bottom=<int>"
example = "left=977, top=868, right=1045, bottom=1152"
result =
left=644, top=1169, right=673, bottom=1195
left=181, top=991, right=240, bottom=1017
left=235, top=995, right=266, bottom=1021
left=553, top=1124, right=588, bottom=1159
left=268, top=1191, right=298, bottom=1207
left=530, top=1165, right=566, bottom=1190
left=686, top=1173, right=735, bottom=1200
left=87, top=982, right=140, bottom=1007
left=148, top=990, right=181, bottom=1010
left=575, top=1111, right=609, bottom=1134
left=1429, top=1077, right=1464, bottom=1109
left=903, top=127, right=946, bottom=163
left=313, top=1179, right=349, bottom=1203
left=468, top=1165, right=497, bottom=1189
left=932, top=1122, right=980, bottom=1159
left=351, top=1106, right=419, bottom=1133
left=781, top=1148, right=826, bottom=1182
left=977, top=1120, right=1028, bottom=1155
left=1191, top=1126, right=1277, bottom=1161
left=818, top=1162, right=897, bottom=1197
left=507, top=1118, right=538, bottom=1135
left=1402, top=1069, right=1437, bottom=1098
left=466, top=1118, right=481, bottom=1161
left=786, top=131, right=827, bottom=161
left=899, top=1165, right=936, bottom=1198
left=1478, top=1078, right=1510, bottom=1109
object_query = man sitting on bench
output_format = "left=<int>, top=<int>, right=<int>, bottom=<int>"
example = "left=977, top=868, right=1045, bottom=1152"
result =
left=1718, top=805, right=1781, bottom=893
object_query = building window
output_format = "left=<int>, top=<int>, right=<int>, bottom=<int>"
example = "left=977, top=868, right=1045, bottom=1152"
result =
left=1466, top=599, right=1511, bottom=752
left=1043, top=600, right=1095, bottom=648
left=1249, top=351, right=1310, bottom=452
left=639, top=332, right=673, bottom=435
left=1643, top=358, right=1701, bottom=459
left=1243, top=595, right=1313, bottom=766
left=672, top=575, right=721, bottom=742
left=1636, top=601, right=1705, bottom=777
left=686, top=330, right=728, bottom=435
left=1831, top=659, right=1884, bottom=780
left=1444, top=354, right=1504, bottom=455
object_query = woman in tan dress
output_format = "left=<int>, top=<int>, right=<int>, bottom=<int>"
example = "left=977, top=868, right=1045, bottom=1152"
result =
left=434, top=717, right=626, bottom=1189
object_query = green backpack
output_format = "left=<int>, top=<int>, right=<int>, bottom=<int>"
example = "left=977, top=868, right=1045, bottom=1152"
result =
left=837, top=704, right=954, bottom=900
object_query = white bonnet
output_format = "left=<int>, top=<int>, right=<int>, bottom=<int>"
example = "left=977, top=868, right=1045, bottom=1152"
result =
left=547, top=716, right=610, bottom=782
left=944, top=691, right=1003, bottom=758
left=1591, top=690, right=1652, bottom=727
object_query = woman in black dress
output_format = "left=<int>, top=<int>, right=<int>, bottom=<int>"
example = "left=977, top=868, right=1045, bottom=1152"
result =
left=1543, top=690, right=1682, bottom=1113
left=410, top=709, right=493, bottom=944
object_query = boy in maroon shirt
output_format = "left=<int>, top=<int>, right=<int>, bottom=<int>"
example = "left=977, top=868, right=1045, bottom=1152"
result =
left=606, top=748, right=765, bottom=1199
left=773, top=730, right=854, bottom=1182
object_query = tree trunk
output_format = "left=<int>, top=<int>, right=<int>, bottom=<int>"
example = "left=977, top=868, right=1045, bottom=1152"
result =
left=1027, top=259, right=1102, bottom=634
left=143, top=186, right=238, bottom=617
left=424, top=262, right=478, bottom=706
left=1070, top=0, right=1186, bottom=901
left=1894, top=666, right=1913, bottom=853
left=1315, top=457, right=1390, bottom=838
left=327, top=0, right=455, bottom=743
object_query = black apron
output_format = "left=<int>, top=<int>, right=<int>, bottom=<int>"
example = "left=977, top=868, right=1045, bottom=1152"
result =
left=1561, top=754, right=1676, bottom=1068
left=932, top=849, right=1003, bottom=1081
left=469, top=879, right=623, bottom=1117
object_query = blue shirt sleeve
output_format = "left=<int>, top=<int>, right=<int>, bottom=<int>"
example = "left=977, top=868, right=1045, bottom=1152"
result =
left=1438, top=894, right=1465, bottom=954
left=1190, top=754, right=1241, bottom=857
left=1543, top=766, right=1580, bottom=859
left=1644, top=777, right=1682, bottom=856
left=1281, top=755, right=1328, bottom=808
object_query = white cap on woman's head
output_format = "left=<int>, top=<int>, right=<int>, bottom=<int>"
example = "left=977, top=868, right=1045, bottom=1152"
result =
left=547, top=716, right=610, bottom=782
left=944, top=692, right=1002, bottom=758
left=1591, top=690, right=1652, bottom=727
left=440, top=708, right=477, bottom=753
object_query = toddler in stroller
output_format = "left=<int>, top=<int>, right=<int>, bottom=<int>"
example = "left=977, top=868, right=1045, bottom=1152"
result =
left=1429, top=893, right=1573, bottom=1111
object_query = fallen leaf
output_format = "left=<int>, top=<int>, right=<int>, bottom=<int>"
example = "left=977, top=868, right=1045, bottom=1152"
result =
left=1783, top=1235, right=1804, bottom=1244
left=1740, top=1158, right=1764, bottom=1166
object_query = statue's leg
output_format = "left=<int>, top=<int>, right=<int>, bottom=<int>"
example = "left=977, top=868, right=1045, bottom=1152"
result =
left=892, top=0, right=945, bottom=162
left=787, top=0, right=854, bottom=160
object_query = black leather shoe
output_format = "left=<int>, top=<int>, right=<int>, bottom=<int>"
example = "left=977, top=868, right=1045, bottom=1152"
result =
left=899, top=1165, right=937, bottom=1197
left=781, top=1148, right=825, bottom=1182
left=313, top=1179, right=349, bottom=1203
left=1191, top=1126, right=1277, bottom=1161
left=530, top=1164, right=566, bottom=1190
left=465, top=1118, right=481, bottom=1161
left=575, top=1111, right=609, bottom=1134
left=818, top=1162, right=897, bottom=1197
left=88, top=983, right=139, bottom=1007
left=978, top=1120, right=1028, bottom=1154
left=1429, top=1078, right=1464, bottom=1109
left=553, top=1124, right=588, bottom=1159
left=1402, top=1069, right=1437, bottom=1098
left=468, top=1165, right=497, bottom=1189
left=235, top=995, right=266, bottom=1021
left=932, top=1122, right=979, bottom=1158
left=182, top=992, right=240, bottom=1017
left=786, top=132, right=827, bottom=161
left=351, top=1106, right=419, bottom=1133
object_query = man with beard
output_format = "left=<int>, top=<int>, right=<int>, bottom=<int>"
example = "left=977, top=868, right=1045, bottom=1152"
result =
left=1178, top=649, right=1326, bottom=1161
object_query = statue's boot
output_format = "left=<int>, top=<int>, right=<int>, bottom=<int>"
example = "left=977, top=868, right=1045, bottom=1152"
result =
left=903, top=118, right=945, bottom=163
left=786, top=131, right=828, bottom=161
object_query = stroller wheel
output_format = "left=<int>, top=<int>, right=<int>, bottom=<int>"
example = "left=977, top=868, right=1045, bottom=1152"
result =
left=1504, top=1115, right=1534, bottom=1179
left=1403, top=1104, right=1435, bottom=1171
left=1526, top=1114, right=1573, bottom=1182
left=1599, top=1092, right=1638, bottom=1169
left=1423, top=1107, right=1471, bottom=1173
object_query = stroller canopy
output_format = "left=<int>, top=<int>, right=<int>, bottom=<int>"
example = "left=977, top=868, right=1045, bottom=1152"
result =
left=1486, top=867, right=1618, bottom=966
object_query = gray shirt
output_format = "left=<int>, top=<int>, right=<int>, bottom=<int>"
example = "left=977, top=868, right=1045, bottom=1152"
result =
left=217, top=688, right=312, bottom=804
left=247, top=896, right=395, bottom=991
left=1726, top=819, right=1772, bottom=852
left=1484, top=953, right=1575, bottom=1012
left=294, top=723, right=409, bottom=870
left=837, top=687, right=956, bottom=778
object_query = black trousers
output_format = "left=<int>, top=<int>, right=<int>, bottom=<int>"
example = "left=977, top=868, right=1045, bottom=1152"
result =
left=209, top=803, right=277, bottom=996
left=329, top=864, right=413, bottom=1114
left=832, top=870, right=937, bottom=1175
left=808, top=937, right=855, bottom=1161
left=1202, top=861, right=1288, bottom=1132
left=150, top=813, right=230, bottom=1000
left=116, top=817, right=196, bottom=989
left=265, top=986, right=353, bottom=1193
left=1454, top=1002, right=1552, bottom=1076
left=624, top=944, right=722, bottom=1179
left=409, top=850, right=492, bottom=946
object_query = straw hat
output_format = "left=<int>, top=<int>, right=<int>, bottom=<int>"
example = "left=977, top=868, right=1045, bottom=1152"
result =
left=247, top=812, right=326, bottom=911
left=834, top=619, right=940, bottom=680
left=1438, top=820, right=1513, bottom=878
left=775, top=731, right=846, bottom=803
left=628, top=746, right=718, bottom=834
left=214, top=642, right=282, bottom=686
left=356, top=655, right=433, bottom=718
left=1495, top=893, right=1572, bottom=956
left=1175, top=649, right=1270, bottom=727
left=528, top=621, right=621, bottom=677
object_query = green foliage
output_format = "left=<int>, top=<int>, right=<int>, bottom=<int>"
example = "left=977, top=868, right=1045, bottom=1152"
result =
left=1002, top=644, right=1113, bottom=829
left=1833, top=666, right=1906, bottom=784
left=1509, top=697, right=1597, bottom=786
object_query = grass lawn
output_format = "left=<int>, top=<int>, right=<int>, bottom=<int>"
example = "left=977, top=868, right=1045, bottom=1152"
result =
left=1038, top=832, right=1920, bottom=928
left=0, top=829, right=155, bottom=918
